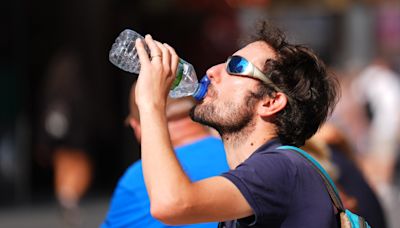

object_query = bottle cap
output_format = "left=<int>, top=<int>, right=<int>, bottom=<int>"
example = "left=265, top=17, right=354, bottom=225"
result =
left=193, top=75, right=210, bottom=101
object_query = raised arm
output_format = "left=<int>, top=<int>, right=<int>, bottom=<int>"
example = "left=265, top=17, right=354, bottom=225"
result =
left=133, top=35, right=253, bottom=225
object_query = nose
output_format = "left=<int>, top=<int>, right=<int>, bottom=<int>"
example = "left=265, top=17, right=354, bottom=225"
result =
left=206, top=63, right=225, bottom=83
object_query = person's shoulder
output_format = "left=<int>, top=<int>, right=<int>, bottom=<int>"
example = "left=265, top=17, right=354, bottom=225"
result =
left=126, top=159, right=143, bottom=173
left=177, top=136, right=229, bottom=176
left=261, top=146, right=309, bottom=166
left=177, top=136, right=225, bottom=156
left=236, top=147, right=298, bottom=179
left=221, top=144, right=299, bottom=222
left=247, top=145, right=296, bottom=165
left=193, top=136, right=224, bottom=147
left=242, top=145, right=313, bottom=179
left=117, top=160, right=145, bottom=189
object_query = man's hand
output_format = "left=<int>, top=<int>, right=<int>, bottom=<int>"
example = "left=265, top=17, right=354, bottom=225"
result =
left=134, top=34, right=179, bottom=112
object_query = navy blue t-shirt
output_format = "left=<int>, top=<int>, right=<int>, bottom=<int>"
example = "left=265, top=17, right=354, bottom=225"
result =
left=220, top=139, right=338, bottom=228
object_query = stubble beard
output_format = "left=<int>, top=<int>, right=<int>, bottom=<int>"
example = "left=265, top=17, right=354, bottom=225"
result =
left=189, top=92, right=259, bottom=146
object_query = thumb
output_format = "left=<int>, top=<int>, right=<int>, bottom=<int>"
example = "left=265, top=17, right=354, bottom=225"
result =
left=135, top=38, right=150, bottom=67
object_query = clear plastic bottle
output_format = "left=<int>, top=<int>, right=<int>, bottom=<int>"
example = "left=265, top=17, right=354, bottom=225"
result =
left=109, top=29, right=209, bottom=100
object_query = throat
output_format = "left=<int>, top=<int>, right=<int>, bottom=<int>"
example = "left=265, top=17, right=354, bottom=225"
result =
left=220, top=117, right=256, bottom=149
left=221, top=122, right=259, bottom=168
left=222, top=132, right=250, bottom=150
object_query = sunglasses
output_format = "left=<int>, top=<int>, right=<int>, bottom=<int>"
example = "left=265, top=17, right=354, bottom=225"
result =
left=226, top=55, right=281, bottom=92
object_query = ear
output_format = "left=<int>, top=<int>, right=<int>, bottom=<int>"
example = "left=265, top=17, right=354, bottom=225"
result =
left=129, top=118, right=142, bottom=142
left=257, top=92, right=288, bottom=117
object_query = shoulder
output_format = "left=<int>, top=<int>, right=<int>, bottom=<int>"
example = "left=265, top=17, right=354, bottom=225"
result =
left=176, top=136, right=227, bottom=165
left=220, top=148, right=299, bottom=219
left=117, top=160, right=145, bottom=190
left=238, top=148, right=299, bottom=185
left=242, top=147, right=299, bottom=175
left=177, top=136, right=224, bottom=152
left=177, top=137, right=229, bottom=181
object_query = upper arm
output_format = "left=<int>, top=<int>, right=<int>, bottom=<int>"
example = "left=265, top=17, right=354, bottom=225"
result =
left=152, top=175, right=253, bottom=225
left=152, top=152, right=296, bottom=226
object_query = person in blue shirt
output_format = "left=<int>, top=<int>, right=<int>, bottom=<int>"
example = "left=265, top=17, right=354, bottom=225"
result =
left=102, top=84, right=229, bottom=228
left=132, top=21, right=340, bottom=227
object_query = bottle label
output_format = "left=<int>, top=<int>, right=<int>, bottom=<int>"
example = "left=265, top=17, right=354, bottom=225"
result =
left=170, top=59, right=185, bottom=90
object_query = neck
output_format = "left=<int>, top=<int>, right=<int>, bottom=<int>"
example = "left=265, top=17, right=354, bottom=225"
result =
left=168, top=116, right=210, bottom=147
left=222, top=121, right=277, bottom=169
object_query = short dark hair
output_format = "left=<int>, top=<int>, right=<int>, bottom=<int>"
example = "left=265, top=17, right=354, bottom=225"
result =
left=246, top=21, right=340, bottom=146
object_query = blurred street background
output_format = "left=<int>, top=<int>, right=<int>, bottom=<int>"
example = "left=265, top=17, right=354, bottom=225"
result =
left=1, top=0, right=400, bottom=227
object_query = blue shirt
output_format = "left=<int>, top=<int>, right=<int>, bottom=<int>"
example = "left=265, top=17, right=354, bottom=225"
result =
left=220, top=139, right=338, bottom=228
left=102, top=136, right=229, bottom=228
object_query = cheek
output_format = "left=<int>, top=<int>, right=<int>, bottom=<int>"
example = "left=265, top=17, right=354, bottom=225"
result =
left=224, top=75, right=258, bottom=92
left=208, top=76, right=258, bottom=104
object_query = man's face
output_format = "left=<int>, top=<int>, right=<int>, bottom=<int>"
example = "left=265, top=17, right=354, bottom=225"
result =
left=190, top=41, right=276, bottom=135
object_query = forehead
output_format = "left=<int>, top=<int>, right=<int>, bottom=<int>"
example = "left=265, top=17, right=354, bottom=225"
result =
left=233, top=41, right=276, bottom=70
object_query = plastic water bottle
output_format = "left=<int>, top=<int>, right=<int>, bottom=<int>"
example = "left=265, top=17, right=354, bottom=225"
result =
left=109, top=29, right=209, bottom=100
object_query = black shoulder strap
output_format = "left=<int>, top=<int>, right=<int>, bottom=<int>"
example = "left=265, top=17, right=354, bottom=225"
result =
left=278, top=145, right=345, bottom=211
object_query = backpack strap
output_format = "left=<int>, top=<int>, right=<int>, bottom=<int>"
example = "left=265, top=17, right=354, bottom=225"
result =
left=277, top=145, right=345, bottom=211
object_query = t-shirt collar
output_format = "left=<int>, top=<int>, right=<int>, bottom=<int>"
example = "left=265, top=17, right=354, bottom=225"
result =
left=252, top=137, right=282, bottom=154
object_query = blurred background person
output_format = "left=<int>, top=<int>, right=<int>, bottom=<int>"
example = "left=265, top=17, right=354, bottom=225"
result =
left=350, top=57, right=400, bottom=228
left=1, top=0, right=400, bottom=227
left=314, top=123, right=387, bottom=228
left=351, top=58, right=400, bottom=195
left=102, top=83, right=229, bottom=228
left=36, top=48, right=93, bottom=225
left=302, top=136, right=362, bottom=215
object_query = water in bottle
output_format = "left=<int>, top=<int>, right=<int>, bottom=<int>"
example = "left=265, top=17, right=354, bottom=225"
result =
left=109, top=29, right=209, bottom=100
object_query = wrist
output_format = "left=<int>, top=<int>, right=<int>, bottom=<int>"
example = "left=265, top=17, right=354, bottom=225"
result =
left=138, top=102, right=167, bottom=116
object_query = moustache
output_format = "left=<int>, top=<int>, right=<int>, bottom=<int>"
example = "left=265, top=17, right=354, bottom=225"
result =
left=206, top=84, right=217, bottom=99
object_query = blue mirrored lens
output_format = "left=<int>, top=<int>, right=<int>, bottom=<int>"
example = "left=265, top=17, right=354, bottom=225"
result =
left=228, top=56, right=249, bottom=74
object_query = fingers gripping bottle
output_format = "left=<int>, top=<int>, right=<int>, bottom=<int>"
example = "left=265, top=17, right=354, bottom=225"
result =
left=109, top=29, right=209, bottom=100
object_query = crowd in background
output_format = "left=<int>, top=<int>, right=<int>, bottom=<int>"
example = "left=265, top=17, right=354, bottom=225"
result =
left=1, top=0, right=400, bottom=227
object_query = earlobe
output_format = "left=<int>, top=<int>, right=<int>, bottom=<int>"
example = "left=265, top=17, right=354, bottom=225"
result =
left=258, top=92, right=288, bottom=117
left=129, top=118, right=142, bottom=142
